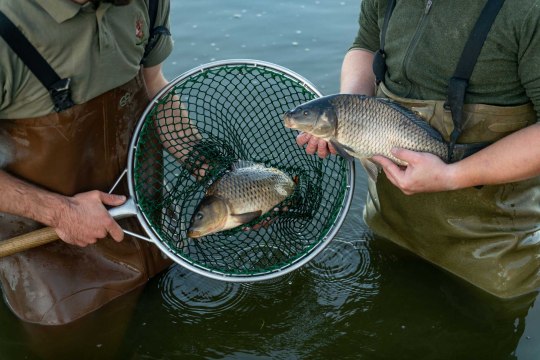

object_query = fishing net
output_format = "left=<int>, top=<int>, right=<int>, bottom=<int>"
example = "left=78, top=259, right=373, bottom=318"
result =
left=128, top=60, right=354, bottom=281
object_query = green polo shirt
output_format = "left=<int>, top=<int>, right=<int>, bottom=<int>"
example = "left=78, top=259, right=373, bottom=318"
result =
left=0, top=0, right=173, bottom=119
left=350, top=0, right=540, bottom=118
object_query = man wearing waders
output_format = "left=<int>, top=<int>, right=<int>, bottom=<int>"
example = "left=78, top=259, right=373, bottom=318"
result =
left=298, top=0, right=540, bottom=299
left=0, top=0, right=174, bottom=329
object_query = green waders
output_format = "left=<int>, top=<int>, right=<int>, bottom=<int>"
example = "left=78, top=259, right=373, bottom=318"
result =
left=365, top=82, right=539, bottom=299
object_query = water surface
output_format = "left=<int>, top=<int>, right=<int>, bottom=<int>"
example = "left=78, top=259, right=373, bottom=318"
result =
left=0, top=1, right=538, bottom=359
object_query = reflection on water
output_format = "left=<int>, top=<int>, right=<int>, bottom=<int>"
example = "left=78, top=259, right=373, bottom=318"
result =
left=159, top=267, right=248, bottom=325
left=1, top=1, right=540, bottom=359
left=304, top=237, right=380, bottom=307
left=120, top=232, right=537, bottom=360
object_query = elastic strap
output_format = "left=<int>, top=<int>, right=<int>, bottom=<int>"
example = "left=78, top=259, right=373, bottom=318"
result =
left=445, top=0, right=506, bottom=161
left=0, top=10, right=75, bottom=112
left=373, top=0, right=396, bottom=84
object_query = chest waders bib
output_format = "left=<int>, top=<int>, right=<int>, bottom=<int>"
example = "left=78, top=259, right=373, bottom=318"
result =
left=369, top=84, right=540, bottom=299
left=368, top=0, right=540, bottom=299
left=0, top=72, right=172, bottom=325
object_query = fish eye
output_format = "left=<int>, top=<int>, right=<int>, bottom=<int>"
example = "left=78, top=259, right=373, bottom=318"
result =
left=303, top=110, right=309, bottom=116
left=196, top=212, right=204, bottom=220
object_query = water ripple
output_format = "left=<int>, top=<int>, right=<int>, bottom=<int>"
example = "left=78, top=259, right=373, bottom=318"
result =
left=303, top=231, right=381, bottom=313
left=158, top=265, right=247, bottom=324
left=240, top=271, right=299, bottom=302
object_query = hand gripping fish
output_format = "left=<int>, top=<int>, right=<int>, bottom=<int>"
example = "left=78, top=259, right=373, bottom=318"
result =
left=283, top=94, right=484, bottom=181
left=187, top=161, right=296, bottom=238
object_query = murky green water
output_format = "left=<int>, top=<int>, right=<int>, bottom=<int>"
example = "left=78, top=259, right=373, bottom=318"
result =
left=1, top=1, right=539, bottom=359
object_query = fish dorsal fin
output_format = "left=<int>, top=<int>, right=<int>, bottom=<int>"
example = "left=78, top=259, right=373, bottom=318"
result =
left=377, top=98, right=445, bottom=142
left=231, top=160, right=258, bottom=170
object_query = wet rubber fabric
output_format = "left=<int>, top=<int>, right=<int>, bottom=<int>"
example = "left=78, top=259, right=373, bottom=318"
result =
left=0, top=72, right=172, bottom=325
left=363, top=84, right=540, bottom=299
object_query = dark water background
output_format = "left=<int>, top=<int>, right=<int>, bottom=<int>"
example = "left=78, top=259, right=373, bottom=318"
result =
left=0, top=1, right=539, bottom=359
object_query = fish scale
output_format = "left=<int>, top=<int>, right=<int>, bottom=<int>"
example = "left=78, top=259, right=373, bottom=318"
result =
left=208, top=165, right=293, bottom=214
left=187, top=162, right=296, bottom=238
left=331, top=95, right=449, bottom=165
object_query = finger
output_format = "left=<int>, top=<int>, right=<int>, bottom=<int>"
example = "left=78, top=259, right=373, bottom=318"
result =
left=82, top=238, right=97, bottom=246
left=107, top=221, right=125, bottom=242
left=327, top=141, right=338, bottom=155
left=371, top=155, right=395, bottom=169
left=305, top=136, right=321, bottom=155
left=317, top=140, right=330, bottom=158
left=296, top=132, right=311, bottom=146
left=99, top=193, right=127, bottom=206
left=391, top=148, right=419, bottom=164
left=69, top=237, right=93, bottom=248
left=371, top=155, right=402, bottom=185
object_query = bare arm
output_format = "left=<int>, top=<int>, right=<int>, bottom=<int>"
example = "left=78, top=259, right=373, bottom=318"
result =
left=0, top=65, right=170, bottom=246
left=373, top=123, right=540, bottom=194
left=144, top=64, right=207, bottom=177
left=143, top=63, right=169, bottom=99
left=297, top=49, right=376, bottom=157
left=0, top=170, right=126, bottom=246
left=340, top=48, right=377, bottom=95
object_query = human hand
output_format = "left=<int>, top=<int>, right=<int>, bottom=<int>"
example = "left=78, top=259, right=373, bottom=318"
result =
left=54, top=191, right=127, bottom=247
left=371, top=148, right=458, bottom=195
left=296, top=132, right=337, bottom=159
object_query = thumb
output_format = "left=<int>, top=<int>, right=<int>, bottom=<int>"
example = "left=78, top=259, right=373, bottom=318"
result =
left=99, top=192, right=127, bottom=206
left=391, top=147, right=419, bottom=164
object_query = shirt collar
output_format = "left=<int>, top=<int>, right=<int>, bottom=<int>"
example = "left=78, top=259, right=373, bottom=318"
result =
left=34, top=0, right=86, bottom=24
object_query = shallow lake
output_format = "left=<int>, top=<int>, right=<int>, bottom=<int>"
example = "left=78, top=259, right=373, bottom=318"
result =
left=0, top=1, right=539, bottom=359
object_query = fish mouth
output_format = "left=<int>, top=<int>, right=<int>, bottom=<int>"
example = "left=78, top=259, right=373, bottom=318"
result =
left=187, top=230, right=203, bottom=239
left=283, top=112, right=295, bottom=129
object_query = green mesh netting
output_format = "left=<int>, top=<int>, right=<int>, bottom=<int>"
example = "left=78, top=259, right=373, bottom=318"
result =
left=131, top=60, right=353, bottom=280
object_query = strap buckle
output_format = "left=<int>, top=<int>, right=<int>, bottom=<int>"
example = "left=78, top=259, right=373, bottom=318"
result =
left=49, top=78, right=75, bottom=112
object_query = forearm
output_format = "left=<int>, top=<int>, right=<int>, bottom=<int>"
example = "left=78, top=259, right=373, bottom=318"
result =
left=143, top=64, right=206, bottom=175
left=0, top=170, right=67, bottom=227
left=143, top=64, right=169, bottom=99
left=340, top=48, right=377, bottom=95
left=449, top=123, right=540, bottom=188
left=0, top=169, right=128, bottom=245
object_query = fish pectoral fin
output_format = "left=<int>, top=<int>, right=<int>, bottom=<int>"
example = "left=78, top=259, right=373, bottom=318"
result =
left=360, top=158, right=380, bottom=183
left=232, top=210, right=263, bottom=225
left=329, top=140, right=354, bottom=161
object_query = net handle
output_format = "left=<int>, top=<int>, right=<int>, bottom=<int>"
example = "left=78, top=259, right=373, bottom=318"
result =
left=0, top=227, right=59, bottom=257
left=0, top=198, right=148, bottom=258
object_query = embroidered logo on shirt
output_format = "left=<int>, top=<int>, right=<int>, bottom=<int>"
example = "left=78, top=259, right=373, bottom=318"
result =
left=135, top=15, right=145, bottom=45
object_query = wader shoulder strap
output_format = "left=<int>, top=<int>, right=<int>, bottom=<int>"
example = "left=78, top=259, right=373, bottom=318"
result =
left=373, top=0, right=396, bottom=84
left=141, top=0, right=171, bottom=64
left=445, top=0, right=506, bottom=161
left=0, top=10, right=75, bottom=112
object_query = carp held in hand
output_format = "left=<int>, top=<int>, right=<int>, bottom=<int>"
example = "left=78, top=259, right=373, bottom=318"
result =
left=283, top=94, right=483, bottom=180
left=187, top=161, right=296, bottom=238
